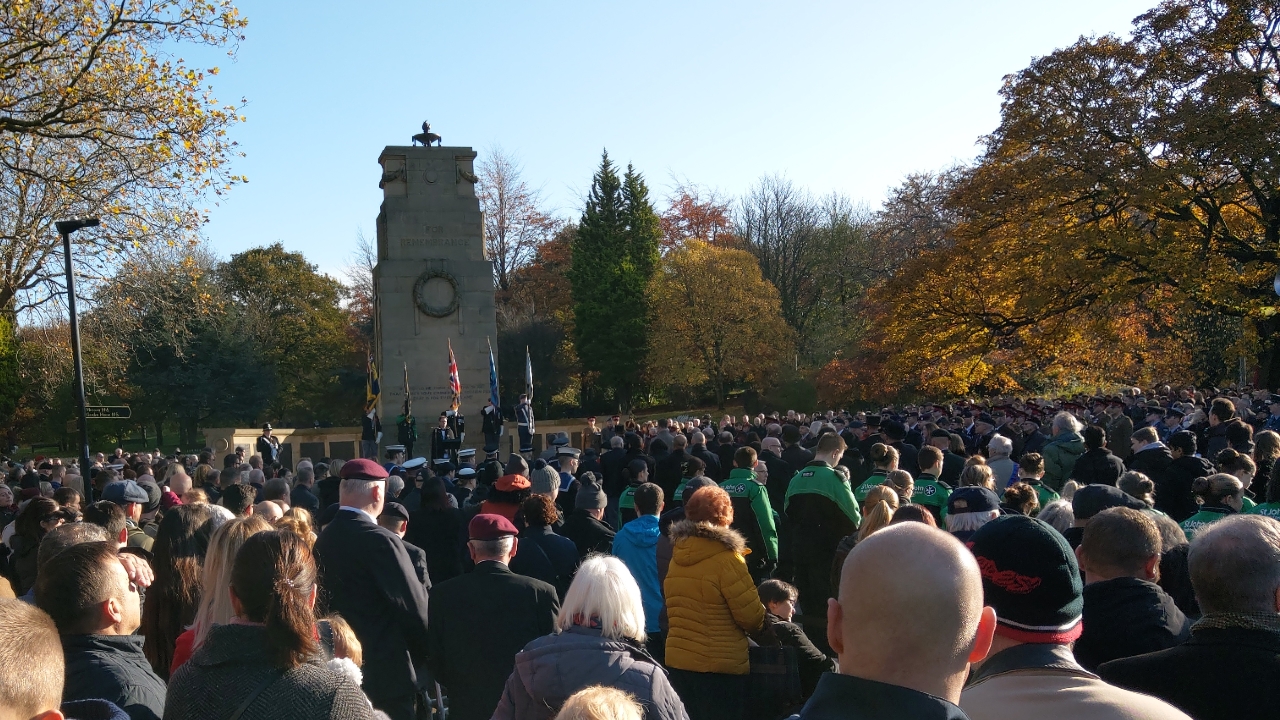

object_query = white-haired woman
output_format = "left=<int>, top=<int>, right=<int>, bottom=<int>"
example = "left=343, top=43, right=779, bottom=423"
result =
left=985, top=434, right=1017, bottom=489
left=1042, top=411, right=1086, bottom=492
left=492, top=554, right=689, bottom=720
left=1037, top=499, right=1075, bottom=535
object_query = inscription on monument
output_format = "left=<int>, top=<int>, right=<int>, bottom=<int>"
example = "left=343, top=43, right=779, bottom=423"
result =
left=387, top=388, right=455, bottom=402
left=401, top=238, right=470, bottom=247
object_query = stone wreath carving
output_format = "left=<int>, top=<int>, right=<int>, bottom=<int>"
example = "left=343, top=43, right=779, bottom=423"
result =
left=379, top=168, right=405, bottom=188
left=413, top=269, right=459, bottom=317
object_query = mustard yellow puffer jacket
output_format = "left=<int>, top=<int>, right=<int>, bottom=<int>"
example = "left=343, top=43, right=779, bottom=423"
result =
left=663, top=520, right=766, bottom=675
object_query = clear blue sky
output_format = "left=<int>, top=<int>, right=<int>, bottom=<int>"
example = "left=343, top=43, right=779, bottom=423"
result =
left=198, top=0, right=1156, bottom=276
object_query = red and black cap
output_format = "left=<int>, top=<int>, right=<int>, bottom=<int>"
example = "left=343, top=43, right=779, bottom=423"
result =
left=970, top=514, right=1083, bottom=644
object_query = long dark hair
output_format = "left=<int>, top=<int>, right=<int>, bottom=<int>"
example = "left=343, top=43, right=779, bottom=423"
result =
left=14, top=498, right=60, bottom=544
left=231, top=530, right=320, bottom=668
left=142, top=503, right=215, bottom=679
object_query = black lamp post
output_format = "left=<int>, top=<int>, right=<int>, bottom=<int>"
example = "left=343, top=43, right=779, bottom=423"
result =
left=56, top=217, right=99, bottom=502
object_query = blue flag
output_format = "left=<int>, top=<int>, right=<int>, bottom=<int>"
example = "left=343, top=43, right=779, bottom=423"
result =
left=488, top=337, right=501, bottom=410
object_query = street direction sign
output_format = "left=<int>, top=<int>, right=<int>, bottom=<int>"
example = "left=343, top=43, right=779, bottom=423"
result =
left=85, top=406, right=131, bottom=419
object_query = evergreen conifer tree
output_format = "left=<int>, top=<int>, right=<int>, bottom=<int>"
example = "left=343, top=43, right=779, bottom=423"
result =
left=617, top=164, right=661, bottom=405
left=570, top=152, right=660, bottom=411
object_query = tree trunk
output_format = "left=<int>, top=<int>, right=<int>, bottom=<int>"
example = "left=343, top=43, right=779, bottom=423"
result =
left=1256, top=317, right=1280, bottom=390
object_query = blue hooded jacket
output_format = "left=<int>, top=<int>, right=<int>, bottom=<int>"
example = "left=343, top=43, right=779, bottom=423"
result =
left=612, top=514, right=663, bottom=633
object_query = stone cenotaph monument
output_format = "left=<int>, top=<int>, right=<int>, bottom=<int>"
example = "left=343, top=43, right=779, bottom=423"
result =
left=373, top=129, right=497, bottom=449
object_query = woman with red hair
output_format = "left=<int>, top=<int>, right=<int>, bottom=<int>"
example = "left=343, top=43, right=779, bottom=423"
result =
left=662, top=485, right=765, bottom=720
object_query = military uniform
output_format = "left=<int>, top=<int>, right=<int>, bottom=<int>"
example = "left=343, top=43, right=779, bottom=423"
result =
left=1105, top=411, right=1134, bottom=460
left=516, top=401, right=535, bottom=454
left=396, top=413, right=418, bottom=458
left=481, top=404, right=503, bottom=452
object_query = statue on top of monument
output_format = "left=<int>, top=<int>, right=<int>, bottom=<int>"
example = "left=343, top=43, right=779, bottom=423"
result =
left=412, top=121, right=442, bottom=147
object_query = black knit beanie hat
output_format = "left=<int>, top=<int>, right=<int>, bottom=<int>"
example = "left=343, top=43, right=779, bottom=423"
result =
left=969, top=514, right=1083, bottom=643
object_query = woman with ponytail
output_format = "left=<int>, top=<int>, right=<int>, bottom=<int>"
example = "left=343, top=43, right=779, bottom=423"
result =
left=165, top=530, right=375, bottom=720
left=853, top=443, right=898, bottom=503
left=856, top=486, right=899, bottom=544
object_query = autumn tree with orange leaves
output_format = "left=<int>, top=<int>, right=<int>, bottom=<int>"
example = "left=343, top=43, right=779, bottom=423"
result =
left=660, top=182, right=737, bottom=250
left=821, top=0, right=1280, bottom=404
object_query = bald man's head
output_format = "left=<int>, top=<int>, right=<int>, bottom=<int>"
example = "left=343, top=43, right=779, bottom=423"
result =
left=829, top=522, right=995, bottom=703
left=253, top=501, right=283, bottom=523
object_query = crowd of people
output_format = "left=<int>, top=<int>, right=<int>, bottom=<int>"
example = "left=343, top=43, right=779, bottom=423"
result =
left=1, top=384, right=1278, bottom=720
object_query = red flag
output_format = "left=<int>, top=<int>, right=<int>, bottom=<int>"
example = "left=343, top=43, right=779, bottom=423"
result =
left=448, top=339, right=461, bottom=412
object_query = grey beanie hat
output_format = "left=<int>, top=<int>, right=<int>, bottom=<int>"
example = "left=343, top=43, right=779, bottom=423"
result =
left=530, top=465, right=560, bottom=496
left=575, top=473, right=607, bottom=510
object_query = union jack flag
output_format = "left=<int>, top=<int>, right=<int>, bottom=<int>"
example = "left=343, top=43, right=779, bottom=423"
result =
left=447, top=339, right=461, bottom=412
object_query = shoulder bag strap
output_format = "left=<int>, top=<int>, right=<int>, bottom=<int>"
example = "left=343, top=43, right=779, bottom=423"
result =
left=227, top=668, right=285, bottom=720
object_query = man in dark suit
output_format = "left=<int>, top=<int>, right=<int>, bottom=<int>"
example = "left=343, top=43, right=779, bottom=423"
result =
left=929, top=429, right=965, bottom=487
left=689, top=430, right=721, bottom=480
left=313, top=458, right=431, bottom=720
left=1020, top=414, right=1049, bottom=456
left=653, top=432, right=690, bottom=501
left=290, top=463, right=321, bottom=514
left=1098, top=515, right=1280, bottom=720
left=427, top=514, right=560, bottom=720
left=882, top=420, right=920, bottom=477
left=759, top=436, right=794, bottom=515
left=903, top=410, right=925, bottom=449
left=600, top=435, right=630, bottom=499
left=780, top=424, right=815, bottom=476
left=377, top=501, right=432, bottom=593
left=991, top=409, right=1026, bottom=461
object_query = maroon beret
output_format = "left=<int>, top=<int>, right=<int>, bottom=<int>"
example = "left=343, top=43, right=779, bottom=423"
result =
left=468, top=513, right=518, bottom=541
left=339, top=458, right=388, bottom=481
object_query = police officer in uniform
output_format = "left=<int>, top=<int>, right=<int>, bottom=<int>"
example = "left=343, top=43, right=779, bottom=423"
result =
left=256, top=423, right=280, bottom=466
